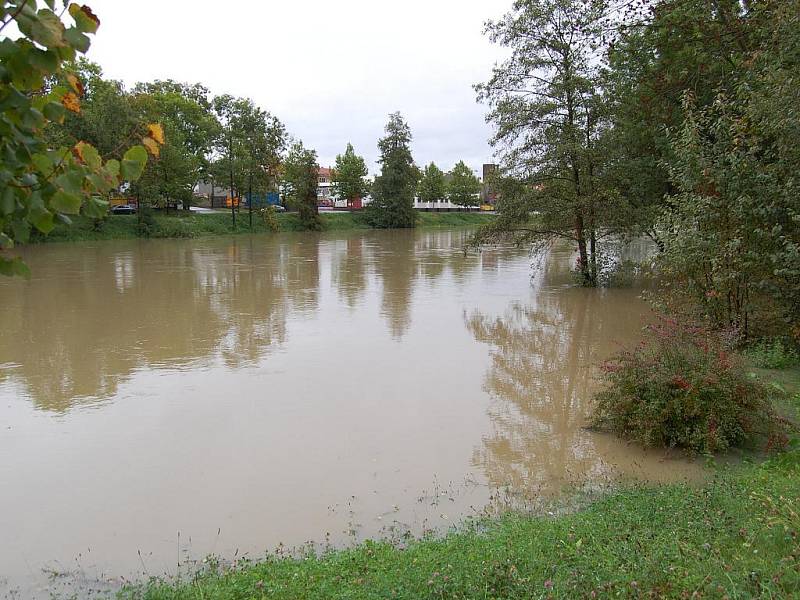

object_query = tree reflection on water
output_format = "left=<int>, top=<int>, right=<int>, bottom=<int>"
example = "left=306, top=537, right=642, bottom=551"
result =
left=465, top=244, right=693, bottom=495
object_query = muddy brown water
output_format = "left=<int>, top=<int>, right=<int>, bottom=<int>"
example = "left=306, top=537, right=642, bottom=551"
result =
left=0, top=229, right=703, bottom=596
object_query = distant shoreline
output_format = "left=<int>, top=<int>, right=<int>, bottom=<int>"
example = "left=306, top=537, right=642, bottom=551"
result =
left=27, top=211, right=497, bottom=245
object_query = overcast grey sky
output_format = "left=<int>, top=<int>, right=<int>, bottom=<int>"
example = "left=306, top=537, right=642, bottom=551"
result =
left=82, top=0, right=511, bottom=176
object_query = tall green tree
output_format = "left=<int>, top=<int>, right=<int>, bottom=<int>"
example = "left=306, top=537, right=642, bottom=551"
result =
left=364, top=112, right=418, bottom=229
left=0, top=1, right=153, bottom=275
left=132, top=81, right=220, bottom=211
left=51, top=59, right=139, bottom=159
left=602, top=0, right=759, bottom=248
left=282, top=142, right=321, bottom=231
left=417, top=162, right=446, bottom=204
left=238, top=104, right=286, bottom=228
left=332, top=143, right=369, bottom=206
left=654, top=0, right=800, bottom=337
left=212, top=95, right=285, bottom=228
left=447, top=161, right=481, bottom=207
left=475, top=0, right=616, bottom=286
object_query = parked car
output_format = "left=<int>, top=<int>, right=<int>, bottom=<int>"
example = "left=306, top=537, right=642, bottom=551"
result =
left=273, top=204, right=286, bottom=212
left=111, top=204, right=137, bottom=215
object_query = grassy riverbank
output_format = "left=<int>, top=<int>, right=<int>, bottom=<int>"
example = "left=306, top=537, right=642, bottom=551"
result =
left=33, top=211, right=496, bottom=243
left=123, top=369, right=800, bottom=600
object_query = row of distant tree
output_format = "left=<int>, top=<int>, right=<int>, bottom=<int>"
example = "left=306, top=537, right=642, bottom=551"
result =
left=0, top=3, right=485, bottom=276
left=45, top=60, right=483, bottom=232
left=333, top=140, right=483, bottom=209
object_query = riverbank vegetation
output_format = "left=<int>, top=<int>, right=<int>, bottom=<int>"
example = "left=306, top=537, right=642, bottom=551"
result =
left=477, top=0, right=800, bottom=342
left=34, top=211, right=496, bottom=243
left=361, top=113, right=419, bottom=229
left=475, top=0, right=800, bottom=452
left=591, top=316, right=791, bottom=454
left=282, top=143, right=323, bottom=231
left=0, top=4, right=492, bottom=272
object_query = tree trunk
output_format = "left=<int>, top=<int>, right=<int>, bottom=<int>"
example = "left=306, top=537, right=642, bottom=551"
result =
left=586, top=110, right=597, bottom=286
left=575, top=213, right=590, bottom=285
left=564, top=64, right=593, bottom=287
left=228, top=131, right=236, bottom=229
left=248, top=171, right=253, bottom=229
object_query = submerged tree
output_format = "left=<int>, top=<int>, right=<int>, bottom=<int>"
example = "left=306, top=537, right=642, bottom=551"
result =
left=593, top=0, right=800, bottom=337
left=363, top=112, right=418, bottom=228
left=282, top=142, right=321, bottom=231
left=475, top=0, right=624, bottom=286
left=661, top=48, right=800, bottom=336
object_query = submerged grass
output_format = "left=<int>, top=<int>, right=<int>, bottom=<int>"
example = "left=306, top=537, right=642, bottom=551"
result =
left=32, top=211, right=496, bottom=243
left=123, top=370, right=800, bottom=600
left=122, top=452, right=800, bottom=599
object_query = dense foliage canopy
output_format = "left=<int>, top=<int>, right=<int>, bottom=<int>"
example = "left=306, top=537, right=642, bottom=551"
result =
left=478, top=0, right=800, bottom=338
left=0, top=1, right=158, bottom=275
left=282, top=142, right=321, bottom=231
left=447, top=161, right=480, bottom=207
left=363, top=112, right=418, bottom=229
left=332, top=142, right=369, bottom=204
left=417, top=162, right=446, bottom=204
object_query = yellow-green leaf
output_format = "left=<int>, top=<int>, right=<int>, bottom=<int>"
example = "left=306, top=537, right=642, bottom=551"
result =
left=105, top=159, right=120, bottom=179
left=61, top=91, right=80, bottom=113
left=141, top=136, right=160, bottom=157
left=66, top=73, right=84, bottom=96
left=74, top=141, right=100, bottom=169
left=68, top=4, right=100, bottom=33
left=147, top=123, right=165, bottom=145
left=120, top=145, right=148, bottom=181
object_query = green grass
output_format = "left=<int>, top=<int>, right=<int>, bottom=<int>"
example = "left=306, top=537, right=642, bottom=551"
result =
left=121, top=369, right=800, bottom=600
left=31, top=211, right=496, bottom=244
left=746, top=339, right=800, bottom=370
left=415, top=212, right=496, bottom=228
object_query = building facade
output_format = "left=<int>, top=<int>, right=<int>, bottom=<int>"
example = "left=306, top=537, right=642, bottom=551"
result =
left=480, top=163, right=498, bottom=205
left=317, top=167, right=334, bottom=207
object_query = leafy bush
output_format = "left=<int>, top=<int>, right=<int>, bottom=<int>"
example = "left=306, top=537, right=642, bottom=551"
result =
left=91, top=216, right=107, bottom=232
left=152, top=218, right=194, bottom=238
left=574, top=257, right=644, bottom=288
left=260, top=206, right=281, bottom=232
left=135, top=211, right=156, bottom=238
left=590, top=316, right=792, bottom=454
left=745, top=339, right=800, bottom=370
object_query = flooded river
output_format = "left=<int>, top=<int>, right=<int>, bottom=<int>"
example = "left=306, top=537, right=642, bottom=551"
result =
left=0, top=229, right=702, bottom=596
